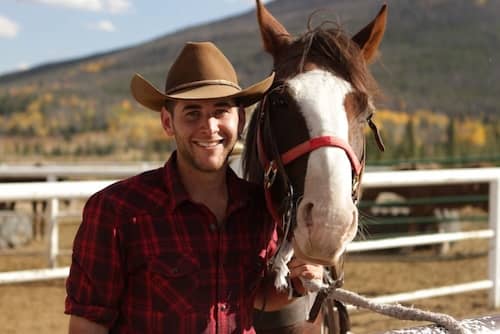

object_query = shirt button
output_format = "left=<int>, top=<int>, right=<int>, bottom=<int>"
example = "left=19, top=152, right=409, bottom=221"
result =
left=209, top=223, right=217, bottom=232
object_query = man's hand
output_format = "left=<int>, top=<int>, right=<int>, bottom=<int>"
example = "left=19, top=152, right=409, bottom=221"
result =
left=288, top=258, right=324, bottom=296
left=254, top=258, right=324, bottom=310
left=288, top=257, right=323, bottom=280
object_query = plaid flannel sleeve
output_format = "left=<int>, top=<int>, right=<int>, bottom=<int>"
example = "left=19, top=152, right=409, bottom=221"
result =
left=65, top=191, right=124, bottom=328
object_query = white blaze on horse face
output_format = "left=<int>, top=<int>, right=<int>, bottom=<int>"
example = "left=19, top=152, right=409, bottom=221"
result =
left=288, top=69, right=358, bottom=265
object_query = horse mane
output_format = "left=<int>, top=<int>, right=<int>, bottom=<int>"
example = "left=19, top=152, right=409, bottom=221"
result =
left=298, top=24, right=380, bottom=97
left=242, top=21, right=380, bottom=184
left=242, top=103, right=264, bottom=184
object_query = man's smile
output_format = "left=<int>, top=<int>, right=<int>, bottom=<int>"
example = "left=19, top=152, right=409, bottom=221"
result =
left=193, top=139, right=225, bottom=148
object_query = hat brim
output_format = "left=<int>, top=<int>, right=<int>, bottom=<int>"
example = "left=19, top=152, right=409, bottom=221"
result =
left=131, top=72, right=275, bottom=111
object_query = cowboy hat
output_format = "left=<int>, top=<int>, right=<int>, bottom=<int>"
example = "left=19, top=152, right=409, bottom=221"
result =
left=130, top=41, right=275, bottom=111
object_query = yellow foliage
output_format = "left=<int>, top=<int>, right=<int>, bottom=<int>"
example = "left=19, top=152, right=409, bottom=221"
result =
left=59, top=94, right=83, bottom=108
left=27, top=99, right=41, bottom=114
left=121, top=100, right=132, bottom=111
left=82, top=62, right=102, bottom=73
left=7, top=107, right=48, bottom=137
left=7, top=84, right=37, bottom=96
left=374, top=109, right=409, bottom=127
left=81, top=58, right=116, bottom=74
left=413, top=109, right=448, bottom=127
left=108, top=103, right=164, bottom=144
left=457, top=119, right=487, bottom=146
left=367, top=109, right=487, bottom=149
left=43, top=93, right=54, bottom=104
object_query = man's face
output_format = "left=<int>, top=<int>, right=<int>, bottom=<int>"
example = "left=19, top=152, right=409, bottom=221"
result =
left=161, top=99, right=244, bottom=173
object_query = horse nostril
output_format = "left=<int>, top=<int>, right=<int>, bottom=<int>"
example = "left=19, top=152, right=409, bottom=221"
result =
left=303, top=203, right=314, bottom=227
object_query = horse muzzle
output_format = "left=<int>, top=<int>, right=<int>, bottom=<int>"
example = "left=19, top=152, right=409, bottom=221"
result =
left=292, top=201, right=358, bottom=266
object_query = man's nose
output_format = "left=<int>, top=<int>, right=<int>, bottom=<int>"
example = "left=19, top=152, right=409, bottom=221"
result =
left=202, top=116, right=219, bottom=133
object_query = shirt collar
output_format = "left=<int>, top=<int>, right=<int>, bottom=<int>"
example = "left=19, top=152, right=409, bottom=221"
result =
left=163, top=152, right=192, bottom=213
left=163, top=151, right=253, bottom=214
left=226, top=165, right=253, bottom=215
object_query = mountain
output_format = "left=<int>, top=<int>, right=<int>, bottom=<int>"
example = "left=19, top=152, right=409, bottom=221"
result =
left=0, top=0, right=499, bottom=121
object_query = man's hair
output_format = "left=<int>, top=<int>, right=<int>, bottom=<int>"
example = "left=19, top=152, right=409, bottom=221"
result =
left=164, top=100, right=177, bottom=113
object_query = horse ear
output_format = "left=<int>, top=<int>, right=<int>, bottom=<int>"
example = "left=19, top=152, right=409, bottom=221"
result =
left=256, top=0, right=291, bottom=56
left=352, top=4, right=388, bottom=63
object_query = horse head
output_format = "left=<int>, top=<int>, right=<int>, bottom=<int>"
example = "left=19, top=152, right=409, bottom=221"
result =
left=243, top=0, right=387, bottom=285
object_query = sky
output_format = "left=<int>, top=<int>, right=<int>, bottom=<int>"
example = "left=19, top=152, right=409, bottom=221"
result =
left=0, top=0, right=272, bottom=76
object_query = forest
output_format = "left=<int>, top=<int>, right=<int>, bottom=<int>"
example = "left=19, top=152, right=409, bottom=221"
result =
left=0, top=90, right=497, bottom=167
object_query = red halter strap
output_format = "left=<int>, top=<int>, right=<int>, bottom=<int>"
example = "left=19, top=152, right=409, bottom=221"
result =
left=255, top=86, right=364, bottom=225
left=280, top=136, right=362, bottom=175
left=256, top=120, right=363, bottom=225
left=257, top=124, right=362, bottom=184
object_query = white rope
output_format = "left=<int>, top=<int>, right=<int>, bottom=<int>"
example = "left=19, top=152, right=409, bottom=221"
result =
left=328, top=288, right=468, bottom=334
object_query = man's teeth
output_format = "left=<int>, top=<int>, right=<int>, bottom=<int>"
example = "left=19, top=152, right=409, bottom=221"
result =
left=196, top=140, right=224, bottom=147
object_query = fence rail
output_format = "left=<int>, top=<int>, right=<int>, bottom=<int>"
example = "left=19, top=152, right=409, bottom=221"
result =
left=0, top=163, right=159, bottom=179
left=0, top=167, right=498, bottom=310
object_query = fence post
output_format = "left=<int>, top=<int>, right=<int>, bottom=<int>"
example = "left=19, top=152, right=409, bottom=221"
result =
left=46, top=174, right=59, bottom=268
left=47, top=198, right=59, bottom=268
left=489, top=178, right=500, bottom=307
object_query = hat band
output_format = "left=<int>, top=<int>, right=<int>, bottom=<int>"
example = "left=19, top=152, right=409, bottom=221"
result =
left=166, top=79, right=242, bottom=94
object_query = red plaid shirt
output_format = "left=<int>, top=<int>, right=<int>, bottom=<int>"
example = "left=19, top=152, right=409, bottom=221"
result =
left=65, top=152, right=277, bottom=333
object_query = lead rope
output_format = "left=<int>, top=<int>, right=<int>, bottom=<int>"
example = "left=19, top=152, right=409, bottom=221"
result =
left=325, top=287, right=467, bottom=334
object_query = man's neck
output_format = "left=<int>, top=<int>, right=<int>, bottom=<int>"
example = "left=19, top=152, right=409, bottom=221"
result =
left=176, top=158, right=229, bottom=223
left=180, top=167, right=227, bottom=201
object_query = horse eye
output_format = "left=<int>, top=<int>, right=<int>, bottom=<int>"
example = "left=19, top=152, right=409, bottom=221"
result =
left=345, top=91, right=370, bottom=120
left=355, top=92, right=369, bottom=113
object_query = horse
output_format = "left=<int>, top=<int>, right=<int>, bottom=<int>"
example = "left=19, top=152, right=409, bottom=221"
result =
left=242, top=1, right=387, bottom=332
left=360, top=182, right=489, bottom=254
left=0, top=176, right=49, bottom=241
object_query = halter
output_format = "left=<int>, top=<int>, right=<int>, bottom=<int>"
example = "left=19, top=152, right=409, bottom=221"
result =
left=255, top=83, right=384, bottom=323
left=254, top=83, right=368, bottom=287
left=256, top=84, right=365, bottom=228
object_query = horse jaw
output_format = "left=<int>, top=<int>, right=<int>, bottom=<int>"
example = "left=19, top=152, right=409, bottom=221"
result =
left=288, top=69, right=358, bottom=266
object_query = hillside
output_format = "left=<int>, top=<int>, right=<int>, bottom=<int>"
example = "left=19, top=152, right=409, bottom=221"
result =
left=0, top=0, right=498, bottom=163
left=1, top=0, right=499, bottom=117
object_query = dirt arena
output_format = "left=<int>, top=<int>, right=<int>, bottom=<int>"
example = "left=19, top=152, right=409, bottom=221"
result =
left=0, top=219, right=497, bottom=334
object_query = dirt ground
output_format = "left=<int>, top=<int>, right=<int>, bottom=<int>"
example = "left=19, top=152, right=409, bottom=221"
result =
left=0, top=221, right=497, bottom=334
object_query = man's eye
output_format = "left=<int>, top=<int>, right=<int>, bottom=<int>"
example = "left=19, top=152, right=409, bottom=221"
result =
left=185, top=111, right=200, bottom=120
left=214, top=109, right=230, bottom=117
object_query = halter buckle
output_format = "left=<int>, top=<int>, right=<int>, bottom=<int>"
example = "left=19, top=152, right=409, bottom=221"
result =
left=264, top=161, right=278, bottom=189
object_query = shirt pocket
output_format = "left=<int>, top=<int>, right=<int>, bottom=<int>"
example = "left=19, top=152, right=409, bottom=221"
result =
left=148, top=254, right=201, bottom=316
left=121, top=215, right=202, bottom=316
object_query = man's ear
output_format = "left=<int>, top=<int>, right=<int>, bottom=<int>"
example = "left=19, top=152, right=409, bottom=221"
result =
left=161, top=106, right=174, bottom=136
left=237, top=106, right=246, bottom=138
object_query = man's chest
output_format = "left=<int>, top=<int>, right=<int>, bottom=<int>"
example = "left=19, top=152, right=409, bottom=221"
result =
left=119, top=206, right=268, bottom=314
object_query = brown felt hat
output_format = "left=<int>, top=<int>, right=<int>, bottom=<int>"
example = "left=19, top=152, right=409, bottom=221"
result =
left=130, top=41, right=275, bottom=111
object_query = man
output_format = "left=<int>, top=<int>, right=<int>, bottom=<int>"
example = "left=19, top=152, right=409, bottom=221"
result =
left=65, top=41, right=322, bottom=333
